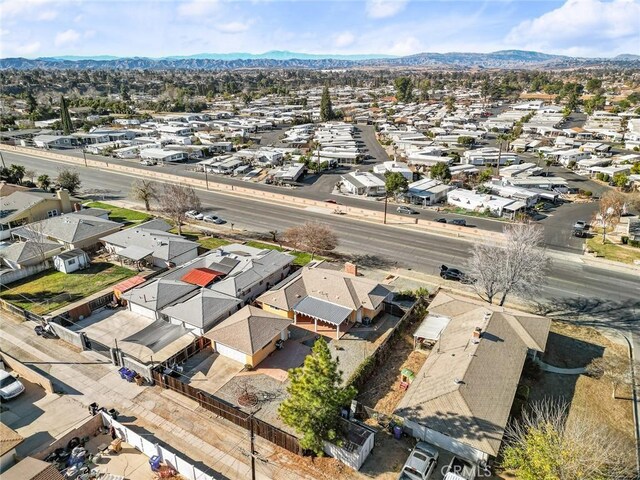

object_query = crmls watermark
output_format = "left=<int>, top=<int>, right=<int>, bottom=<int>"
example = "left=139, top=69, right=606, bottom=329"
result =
left=440, top=463, right=493, bottom=477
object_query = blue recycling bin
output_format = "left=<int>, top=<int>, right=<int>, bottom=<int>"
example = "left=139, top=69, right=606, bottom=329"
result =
left=118, top=367, right=130, bottom=379
left=393, top=425, right=403, bottom=439
left=149, top=455, right=161, bottom=471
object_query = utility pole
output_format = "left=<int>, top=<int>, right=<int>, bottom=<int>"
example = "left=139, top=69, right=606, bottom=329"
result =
left=0, top=150, right=5, bottom=168
left=383, top=194, right=388, bottom=224
left=82, top=149, right=87, bottom=167
left=249, top=414, right=255, bottom=480
left=204, top=168, right=209, bottom=190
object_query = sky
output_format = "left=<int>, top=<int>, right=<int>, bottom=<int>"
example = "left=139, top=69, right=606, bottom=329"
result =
left=0, top=0, right=639, bottom=59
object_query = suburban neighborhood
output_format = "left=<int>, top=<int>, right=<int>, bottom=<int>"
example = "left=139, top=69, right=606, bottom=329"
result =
left=1, top=2, right=639, bottom=480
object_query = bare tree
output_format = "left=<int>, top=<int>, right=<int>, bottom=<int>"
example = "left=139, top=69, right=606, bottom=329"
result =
left=503, top=399, right=635, bottom=479
left=158, top=184, right=201, bottom=235
left=594, top=191, right=625, bottom=244
left=130, top=180, right=158, bottom=211
left=586, top=353, right=633, bottom=399
left=466, top=223, right=550, bottom=306
left=284, top=222, right=338, bottom=260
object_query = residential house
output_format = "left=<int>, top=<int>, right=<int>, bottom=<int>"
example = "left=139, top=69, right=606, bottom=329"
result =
left=162, top=289, right=242, bottom=335
left=446, top=189, right=526, bottom=218
left=395, top=292, right=550, bottom=464
left=11, top=211, right=121, bottom=250
left=1, top=190, right=78, bottom=241
left=140, top=148, right=188, bottom=164
left=373, top=161, right=413, bottom=181
left=0, top=241, right=63, bottom=270
left=462, top=148, right=519, bottom=166
left=402, top=178, right=453, bottom=206
left=256, top=264, right=392, bottom=339
left=340, top=171, right=386, bottom=196
left=0, top=424, right=24, bottom=473
left=32, top=135, right=79, bottom=149
left=204, top=305, right=291, bottom=367
left=2, top=457, right=64, bottom=480
left=101, top=220, right=198, bottom=268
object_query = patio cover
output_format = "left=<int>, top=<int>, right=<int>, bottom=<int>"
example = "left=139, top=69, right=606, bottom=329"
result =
left=122, top=320, right=189, bottom=353
left=117, top=245, right=153, bottom=261
left=413, top=314, right=451, bottom=341
left=504, top=201, right=527, bottom=212
left=293, top=296, right=352, bottom=326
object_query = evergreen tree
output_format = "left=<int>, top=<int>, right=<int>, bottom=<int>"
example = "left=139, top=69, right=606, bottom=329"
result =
left=37, top=174, right=51, bottom=191
left=278, top=338, right=356, bottom=455
left=394, top=76, right=413, bottom=103
left=320, top=85, right=334, bottom=122
left=60, top=95, right=74, bottom=135
left=25, top=90, right=38, bottom=116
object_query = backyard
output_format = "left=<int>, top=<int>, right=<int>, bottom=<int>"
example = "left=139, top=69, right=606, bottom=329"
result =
left=85, top=201, right=152, bottom=226
left=0, top=262, right=135, bottom=315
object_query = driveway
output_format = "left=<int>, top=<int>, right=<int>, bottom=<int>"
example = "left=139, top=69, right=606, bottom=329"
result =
left=1, top=377, right=90, bottom=458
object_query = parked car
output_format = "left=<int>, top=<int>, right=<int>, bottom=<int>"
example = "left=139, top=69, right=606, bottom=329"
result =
left=140, top=159, right=157, bottom=166
left=185, top=210, right=204, bottom=220
left=203, top=215, right=225, bottom=224
left=0, top=369, right=25, bottom=401
left=398, top=442, right=439, bottom=480
left=440, top=265, right=470, bottom=283
left=397, top=206, right=419, bottom=215
left=449, top=218, right=467, bottom=226
left=443, top=456, right=477, bottom=480
left=434, top=218, right=447, bottom=223
left=573, top=220, right=588, bottom=231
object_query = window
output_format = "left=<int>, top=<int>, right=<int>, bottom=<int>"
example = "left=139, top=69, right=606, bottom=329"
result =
left=47, top=209, right=58, bottom=218
left=68, top=258, right=76, bottom=265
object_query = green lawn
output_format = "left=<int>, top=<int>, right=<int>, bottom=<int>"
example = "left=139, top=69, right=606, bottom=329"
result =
left=0, top=263, right=135, bottom=315
left=198, top=237, right=232, bottom=250
left=586, top=235, right=640, bottom=264
left=85, top=202, right=152, bottom=226
left=245, top=241, right=316, bottom=266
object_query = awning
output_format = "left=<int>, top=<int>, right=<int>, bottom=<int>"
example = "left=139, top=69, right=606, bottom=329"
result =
left=117, top=245, right=153, bottom=261
left=504, top=201, right=527, bottom=212
left=113, top=275, right=146, bottom=295
left=181, top=267, right=225, bottom=287
left=413, top=314, right=451, bottom=341
left=293, top=296, right=352, bottom=326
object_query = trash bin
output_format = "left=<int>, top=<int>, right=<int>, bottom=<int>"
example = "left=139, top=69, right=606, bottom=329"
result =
left=393, top=425, right=403, bottom=440
left=108, top=408, right=118, bottom=420
left=89, top=402, right=99, bottom=416
left=118, top=367, right=129, bottom=380
left=149, top=455, right=162, bottom=471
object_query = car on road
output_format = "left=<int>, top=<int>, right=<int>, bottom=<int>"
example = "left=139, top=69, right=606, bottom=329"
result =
left=449, top=218, right=467, bottom=226
left=442, top=456, right=477, bottom=480
left=0, top=369, right=25, bottom=401
left=140, top=159, right=157, bottom=166
left=324, top=199, right=340, bottom=205
left=440, top=265, right=470, bottom=283
left=185, top=210, right=204, bottom=220
left=573, top=220, right=588, bottom=231
left=397, top=206, right=419, bottom=215
left=203, top=215, right=225, bottom=224
left=434, top=218, right=447, bottom=223
left=398, top=442, right=439, bottom=480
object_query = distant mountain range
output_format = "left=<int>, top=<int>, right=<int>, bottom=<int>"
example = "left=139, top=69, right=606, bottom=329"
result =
left=1, top=50, right=638, bottom=70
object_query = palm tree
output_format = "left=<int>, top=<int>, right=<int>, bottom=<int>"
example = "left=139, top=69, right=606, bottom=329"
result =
left=37, top=174, right=51, bottom=191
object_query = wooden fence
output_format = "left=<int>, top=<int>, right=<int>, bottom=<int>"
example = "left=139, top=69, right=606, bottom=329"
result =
left=152, top=369, right=302, bottom=456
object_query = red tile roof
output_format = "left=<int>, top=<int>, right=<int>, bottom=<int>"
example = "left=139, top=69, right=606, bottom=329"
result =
left=181, top=267, right=225, bottom=287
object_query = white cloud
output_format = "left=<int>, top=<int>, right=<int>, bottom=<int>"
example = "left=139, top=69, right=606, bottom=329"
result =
left=55, top=29, right=81, bottom=47
left=0, top=28, right=9, bottom=36
left=506, top=0, right=640, bottom=56
left=0, top=0, right=52, bottom=18
left=334, top=31, right=355, bottom=48
left=216, top=21, right=252, bottom=34
left=387, top=36, right=422, bottom=56
left=366, top=0, right=409, bottom=19
left=37, top=10, right=57, bottom=21
left=177, top=0, right=220, bottom=17
left=16, top=41, right=41, bottom=56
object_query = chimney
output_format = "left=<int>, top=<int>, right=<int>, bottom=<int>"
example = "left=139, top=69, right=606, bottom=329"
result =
left=56, top=189, right=72, bottom=213
left=471, top=327, right=482, bottom=343
left=344, top=262, right=358, bottom=276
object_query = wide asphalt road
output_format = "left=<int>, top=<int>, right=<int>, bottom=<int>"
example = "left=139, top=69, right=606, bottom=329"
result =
left=5, top=150, right=638, bottom=320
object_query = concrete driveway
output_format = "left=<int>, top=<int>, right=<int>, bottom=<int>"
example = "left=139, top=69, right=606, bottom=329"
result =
left=186, top=352, right=243, bottom=395
left=1, top=377, right=90, bottom=458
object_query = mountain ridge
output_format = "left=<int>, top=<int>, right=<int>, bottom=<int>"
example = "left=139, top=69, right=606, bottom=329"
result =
left=3, top=49, right=638, bottom=70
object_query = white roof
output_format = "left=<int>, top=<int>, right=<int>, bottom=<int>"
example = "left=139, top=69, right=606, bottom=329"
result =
left=414, top=314, right=451, bottom=341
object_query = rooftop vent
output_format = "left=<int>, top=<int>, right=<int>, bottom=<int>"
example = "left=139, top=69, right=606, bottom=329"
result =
left=471, top=327, right=483, bottom=343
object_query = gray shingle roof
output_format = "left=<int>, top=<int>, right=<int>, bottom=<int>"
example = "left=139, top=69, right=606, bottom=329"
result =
left=205, top=305, right=291, bottom=355
left=0, top=241, right=62, bottom=264
left=122, top=279, right=198, bottom=310
left=161, top=289, right=241, bottom=330
left=101, top=227, right=197, bottom=262
left=14, top=212, right=120, bottom=244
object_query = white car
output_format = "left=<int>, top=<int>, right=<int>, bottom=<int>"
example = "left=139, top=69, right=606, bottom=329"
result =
left=0, top=370, right=25, bottom=401
left=203, top=215, right=225, bottom=224
left=398, top=442, right=439, bottom=480
left=185, top=210, right=204, bottom=220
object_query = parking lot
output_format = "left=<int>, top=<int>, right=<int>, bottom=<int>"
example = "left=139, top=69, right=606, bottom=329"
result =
left=1, top=376, right=90, bottom=458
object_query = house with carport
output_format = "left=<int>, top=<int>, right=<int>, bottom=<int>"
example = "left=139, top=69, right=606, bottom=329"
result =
left=395, top=292, right=550, bottom=465
left=256, top=264, right=392, bottom=339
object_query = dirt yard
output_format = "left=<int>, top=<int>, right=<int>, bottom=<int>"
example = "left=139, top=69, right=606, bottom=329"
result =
left=356, top=331, right=429, bottom=415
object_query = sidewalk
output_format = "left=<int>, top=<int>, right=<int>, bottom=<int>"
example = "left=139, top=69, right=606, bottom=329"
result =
left=0, top=316, right=312, bottom=480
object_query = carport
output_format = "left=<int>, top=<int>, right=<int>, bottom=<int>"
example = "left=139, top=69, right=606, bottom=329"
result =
left=293, top=296, right=352, bottom=339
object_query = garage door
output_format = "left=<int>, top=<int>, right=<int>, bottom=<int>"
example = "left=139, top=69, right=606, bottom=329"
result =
left=130, top=303, right=156, bottom=320
left=422, top=428, right=487, bottom=464
left=215, top=343, right=246, bottom=364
